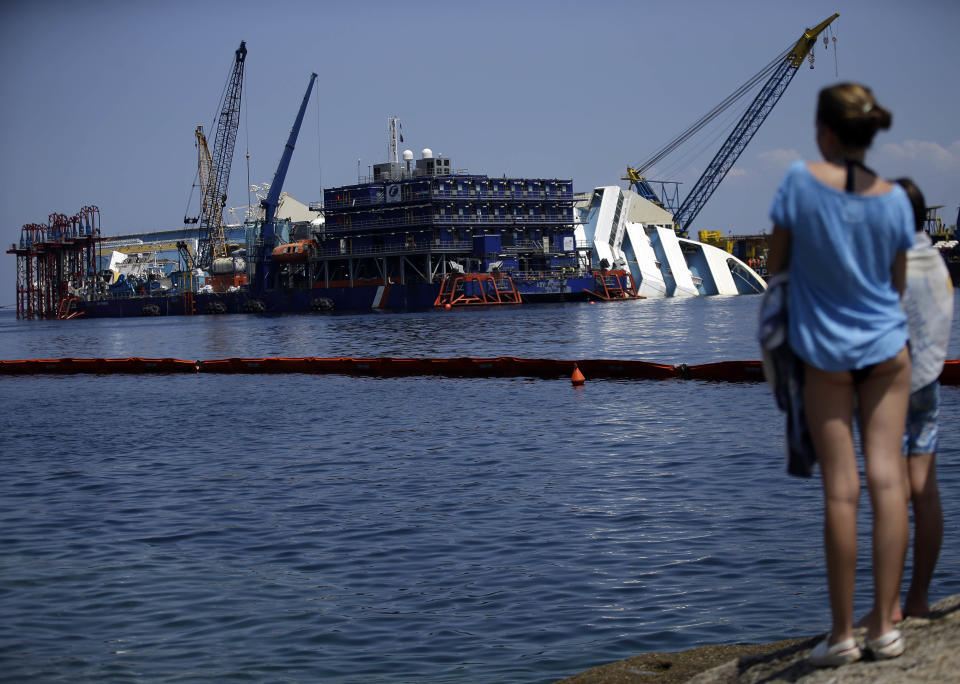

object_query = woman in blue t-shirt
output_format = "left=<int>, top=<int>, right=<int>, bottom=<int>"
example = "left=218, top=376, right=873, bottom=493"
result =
left=766, top=83, right=914, bottom=667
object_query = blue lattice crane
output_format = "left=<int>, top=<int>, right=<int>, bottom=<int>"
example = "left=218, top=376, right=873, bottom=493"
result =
left=625, top=13, right=839, bottom=237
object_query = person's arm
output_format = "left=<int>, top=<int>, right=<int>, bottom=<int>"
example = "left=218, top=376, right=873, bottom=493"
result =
left=892, top=250, right=907, bottom=296
left=766, top=225, right=790, bottom=275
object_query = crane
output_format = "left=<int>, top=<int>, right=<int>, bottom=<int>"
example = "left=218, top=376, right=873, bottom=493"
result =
left=194, top=40, right=246, bottom=270
left=253, top=72, right=317, bottom=294
left=194, top=125, right=228, bottom=263
left=625, top=13, right=839, bottom=237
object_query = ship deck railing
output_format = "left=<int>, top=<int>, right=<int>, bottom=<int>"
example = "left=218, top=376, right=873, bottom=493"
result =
left=324, top=213, right=579, bottom=232
left=324, top=189, right=574, bottom=210
left=310, top=240, right=580, bottom=260
left=311, top=240, right=472, bottom=258
left=510, top=269, right=588, bottom=282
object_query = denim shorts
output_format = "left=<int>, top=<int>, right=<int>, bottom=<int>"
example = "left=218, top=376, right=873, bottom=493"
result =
left=903, top=380, right=940, bottom=456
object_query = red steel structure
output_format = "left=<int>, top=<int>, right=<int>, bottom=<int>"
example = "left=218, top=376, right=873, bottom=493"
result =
left=583, top=269, right=642, bottom=301
left=7, top=205, right=101, bottom=319
left=433, top=273, right=522, bottom=307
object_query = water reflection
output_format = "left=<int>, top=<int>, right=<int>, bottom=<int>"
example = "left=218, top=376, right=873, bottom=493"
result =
left=3, top=295, right=960, bottom=366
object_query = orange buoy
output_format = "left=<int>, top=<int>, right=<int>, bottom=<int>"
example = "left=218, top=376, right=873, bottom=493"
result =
left=571, top=364, right=585, bottom=386
left=444, top=303, right=451, bottom=310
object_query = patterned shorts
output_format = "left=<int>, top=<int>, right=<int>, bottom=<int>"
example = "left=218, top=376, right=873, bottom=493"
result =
left=903, top=380, right=940, bottom=456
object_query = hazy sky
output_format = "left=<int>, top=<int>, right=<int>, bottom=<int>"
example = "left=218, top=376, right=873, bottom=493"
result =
left=2, top=0, right=958, bottom=306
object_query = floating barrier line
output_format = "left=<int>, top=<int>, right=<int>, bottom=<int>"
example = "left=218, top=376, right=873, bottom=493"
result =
left=1, top=357, right=959, bottom=384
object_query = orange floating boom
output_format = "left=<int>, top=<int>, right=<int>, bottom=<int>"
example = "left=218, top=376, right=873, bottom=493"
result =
left=1, top=357, right=959, bottom=385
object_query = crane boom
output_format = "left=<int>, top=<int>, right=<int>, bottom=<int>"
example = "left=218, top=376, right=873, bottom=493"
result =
left=196, top=40, right=246, bottom=269
left=627, top=13, right=838, bottom=237
left=194, top=125, right=228, bottom=261
left=253, top=72, right=318, bottom=294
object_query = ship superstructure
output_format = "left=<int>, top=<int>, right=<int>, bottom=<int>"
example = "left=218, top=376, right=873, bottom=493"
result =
left=276, top=119, right=591, bottom=309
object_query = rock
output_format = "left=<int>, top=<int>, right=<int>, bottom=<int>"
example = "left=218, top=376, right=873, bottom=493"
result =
left=557, top=594, right=960, bottom=683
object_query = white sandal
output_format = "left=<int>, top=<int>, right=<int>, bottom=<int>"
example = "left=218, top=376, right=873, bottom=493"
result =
left=866, top=629, right=905, bottom=659
left=809, top=636, right=862, bottom=667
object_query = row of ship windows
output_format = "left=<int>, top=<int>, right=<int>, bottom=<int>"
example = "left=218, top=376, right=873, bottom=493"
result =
left=326, top=182, right=573, bottom=205
left=330, top=208, right=573, bottom=221
left=436, top=182, right=572, bottom=193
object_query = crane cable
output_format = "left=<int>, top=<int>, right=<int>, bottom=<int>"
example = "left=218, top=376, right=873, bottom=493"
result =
left=829, top=25, right=839, bottom=77
left=316, top=76, right=323, bottom=203
left=655, top=99, right=745, bottom=183
left=183, top=49, right=236, bottom=226
left=245, top=68, right=252, bottom=222
left=633, top=42, right=795, bottom=177
left=183, top=167, right=200, bottom=224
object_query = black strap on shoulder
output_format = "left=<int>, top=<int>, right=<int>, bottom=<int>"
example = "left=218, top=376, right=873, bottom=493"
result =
left=845, top=159, right=877, bottom=193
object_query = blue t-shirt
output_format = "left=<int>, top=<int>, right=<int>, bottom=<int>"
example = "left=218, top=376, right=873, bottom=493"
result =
left=769, top=160, right=914, bottom=372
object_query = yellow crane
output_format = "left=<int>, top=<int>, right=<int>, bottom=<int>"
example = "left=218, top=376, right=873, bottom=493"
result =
left=194, top=125, right=228, bottom=262
left=625, top=13, right=839, bottom=236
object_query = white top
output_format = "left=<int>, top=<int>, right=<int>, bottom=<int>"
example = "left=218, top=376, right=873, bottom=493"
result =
left=902, top=232, right=954, bottom=391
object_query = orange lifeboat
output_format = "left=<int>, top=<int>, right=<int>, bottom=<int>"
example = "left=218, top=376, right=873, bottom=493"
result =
left=271, top=239, right=316, bottom=263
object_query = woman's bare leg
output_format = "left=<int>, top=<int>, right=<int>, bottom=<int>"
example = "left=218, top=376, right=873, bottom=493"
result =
left=857, top=347, right=911, bottom=640
left=904, top=451, right=942, bottom=617
left=804, top=364, right=859, bottom=645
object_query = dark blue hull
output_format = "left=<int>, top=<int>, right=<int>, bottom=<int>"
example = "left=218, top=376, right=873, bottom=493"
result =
left=72, top=277, right=598, bottom=318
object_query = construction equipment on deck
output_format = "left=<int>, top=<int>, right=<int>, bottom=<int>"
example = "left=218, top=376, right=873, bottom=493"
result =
left=253, top=72, right=317, bottom=293
left=624, top=13, right=839, bottom=237
left=193, top=41, right=246, bottom=272
left=6, top=206, right=101, bottom=320
left=433, top=273, right=522, bottom=307
left=583, top=269, right=642, bottom=301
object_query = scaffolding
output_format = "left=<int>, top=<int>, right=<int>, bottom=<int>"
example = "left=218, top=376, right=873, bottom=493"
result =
left=433, top=273, right=522, bottom=307
left=583, top=269, right=642, bottom=301
left=7, top=206, right=102, bottom=319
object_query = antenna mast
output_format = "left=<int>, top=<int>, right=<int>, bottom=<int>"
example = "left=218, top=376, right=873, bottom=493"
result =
left=387, top=116, right=400, bottom=164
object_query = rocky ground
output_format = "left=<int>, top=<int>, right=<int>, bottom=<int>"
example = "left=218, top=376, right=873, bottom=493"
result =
left=557, top=593, right=960, bottom=683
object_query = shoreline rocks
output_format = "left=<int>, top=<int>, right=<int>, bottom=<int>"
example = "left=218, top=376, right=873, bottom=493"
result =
left=558, top=593, right=960, bottom=683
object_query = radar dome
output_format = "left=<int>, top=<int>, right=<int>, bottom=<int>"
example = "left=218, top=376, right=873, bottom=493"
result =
left=402, top=149, right=414, bottom=161
left=421, top=148, right=433, bottom=159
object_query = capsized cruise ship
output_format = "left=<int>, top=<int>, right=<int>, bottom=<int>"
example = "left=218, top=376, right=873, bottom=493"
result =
left=576, top=185, right=766, bottom=297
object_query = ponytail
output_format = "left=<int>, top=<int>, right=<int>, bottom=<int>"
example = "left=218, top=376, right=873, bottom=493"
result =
left=817, top=83, right=892, bottom=148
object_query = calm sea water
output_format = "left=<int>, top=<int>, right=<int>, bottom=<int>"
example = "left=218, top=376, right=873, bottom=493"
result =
left=1, top=296, right=959, bottom=683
